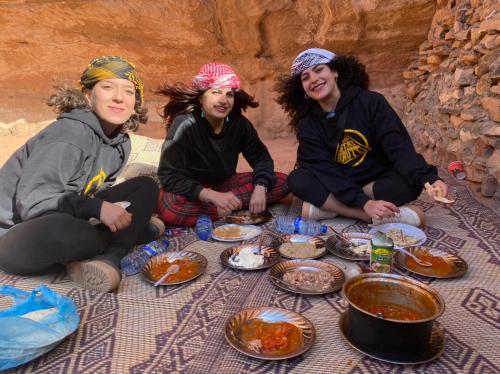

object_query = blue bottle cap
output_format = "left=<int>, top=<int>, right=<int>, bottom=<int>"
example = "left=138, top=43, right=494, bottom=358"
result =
left=320, top=225, right=328, bottom=234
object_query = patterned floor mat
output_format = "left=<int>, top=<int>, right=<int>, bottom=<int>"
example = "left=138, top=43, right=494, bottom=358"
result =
left=1, top=171, right=499, bottom=373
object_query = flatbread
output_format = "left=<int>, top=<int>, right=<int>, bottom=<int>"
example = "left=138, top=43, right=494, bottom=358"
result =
left=424, top=182, right=455, bottom=204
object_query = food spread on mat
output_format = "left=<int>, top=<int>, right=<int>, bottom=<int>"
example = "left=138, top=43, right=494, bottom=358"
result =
left=279, top=242, right=322, bottom=258
left=424, top=182, right=455, bottom=204
left=213, top=225, right=260, bottom=240
left=282, top=268, right=332, bottom=291
left=239, top=319, right=303, bottom=355
left=150, top=258, right=198, bottom=283
left=229, top=246, right=265, bottom=268
left=385, top=229, right=419, bottom=247
left=405, top=252, right=453, bottom=276
left=360, top=304, right=424, bottom=321
left=346, top=241, right=371, bottom=255
left=226, top=210, right=269, bottom=224
left=214, top=225, right=241, bottom=239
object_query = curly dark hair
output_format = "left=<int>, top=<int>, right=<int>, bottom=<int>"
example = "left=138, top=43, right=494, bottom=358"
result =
left=155, top=82, right=259, bottom=130
left=47, top=86, right=148, bottom=132
left=275, top=55, right=370, bottom=132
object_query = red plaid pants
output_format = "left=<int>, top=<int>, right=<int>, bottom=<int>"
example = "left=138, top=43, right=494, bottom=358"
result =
left=156, top=172, right=289, bottom=226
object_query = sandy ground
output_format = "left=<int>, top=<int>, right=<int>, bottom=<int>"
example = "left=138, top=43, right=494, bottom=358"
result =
left=0, top=135, right=32, bottom=166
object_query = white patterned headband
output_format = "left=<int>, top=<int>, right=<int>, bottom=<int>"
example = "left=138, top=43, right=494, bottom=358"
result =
left=290, top=48, right=336, bottom=76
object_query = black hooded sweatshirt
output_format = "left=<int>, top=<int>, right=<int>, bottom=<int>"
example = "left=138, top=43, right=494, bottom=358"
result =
left=158, top=113, right=276, bottom=201
left=296, top=86, right=439, bottom=209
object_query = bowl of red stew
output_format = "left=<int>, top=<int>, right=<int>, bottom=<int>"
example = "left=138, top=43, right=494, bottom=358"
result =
left=342, top=273, right=445, bottom=356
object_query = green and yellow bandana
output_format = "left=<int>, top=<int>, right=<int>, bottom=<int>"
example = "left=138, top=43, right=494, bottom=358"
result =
left=79, top=56, right=144, bottom=106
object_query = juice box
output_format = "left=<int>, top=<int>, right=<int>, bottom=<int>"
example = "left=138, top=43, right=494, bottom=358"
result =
left=370, top=231, right=394, bottom=273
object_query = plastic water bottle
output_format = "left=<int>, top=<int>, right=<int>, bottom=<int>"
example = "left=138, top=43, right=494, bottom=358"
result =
left=120, top=239, right=170, bottom=275
left=196, top=215, right=213, bottom=241
left=275, top=216, right=328, bottom=235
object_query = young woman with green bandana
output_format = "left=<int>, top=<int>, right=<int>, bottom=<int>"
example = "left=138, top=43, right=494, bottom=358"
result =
left=0, top=56, right=159, bottom=293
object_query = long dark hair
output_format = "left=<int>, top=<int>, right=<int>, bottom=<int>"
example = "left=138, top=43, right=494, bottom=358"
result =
left=275, top=55, right=370, bottom=132
left=47, top=86, right=147, bottom=132
left=155, top=82, right=259, bottom=130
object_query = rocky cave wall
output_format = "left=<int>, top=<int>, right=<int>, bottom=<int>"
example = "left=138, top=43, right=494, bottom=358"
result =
left=403, top=0, right=500, bottom=198
left=0, top=0, right=437, bottom=139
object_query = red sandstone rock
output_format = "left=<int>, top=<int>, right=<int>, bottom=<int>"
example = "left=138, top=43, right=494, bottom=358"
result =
left=0, top=0, right=438, bottom=136
left=481, top=97, right=500, bottom=122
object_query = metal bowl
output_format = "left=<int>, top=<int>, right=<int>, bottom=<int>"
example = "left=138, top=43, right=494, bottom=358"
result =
left=269, top=259, right=345, bottom=295
left=278, top=234, right=326, bottom=260
left=342, top=273, right=445, bottom=357
left=225, top=210, right=272, bottom=225
left=220, top=244, right=281, bottom=271
left=394, top=246, right=468, bottom=279
left=141, top=251, right=207, bottom=286
left=326, top=232, right=372, bottom=261
left=224, top=306, right=316, bottom=360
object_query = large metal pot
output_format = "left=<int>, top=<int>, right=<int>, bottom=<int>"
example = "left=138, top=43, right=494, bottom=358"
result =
left=342, top=273, right=445, bottom=356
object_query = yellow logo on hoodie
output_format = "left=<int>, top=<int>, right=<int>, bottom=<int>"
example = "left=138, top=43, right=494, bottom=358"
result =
left=83, top=167, right=107, bottom=196
left=335, top=129, right=371, bottom=166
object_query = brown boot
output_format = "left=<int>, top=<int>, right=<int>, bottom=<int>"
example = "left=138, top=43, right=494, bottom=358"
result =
left=66, top=260, right=121, bottom=292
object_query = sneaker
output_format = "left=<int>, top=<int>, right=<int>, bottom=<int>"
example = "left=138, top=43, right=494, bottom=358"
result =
left=148, top=216, right=165, bottom=239
left=66, top=260, right=121, bottom=292
left=301, top=202, right=338, bottom=220
left=372, top=204, right=425, bottom=227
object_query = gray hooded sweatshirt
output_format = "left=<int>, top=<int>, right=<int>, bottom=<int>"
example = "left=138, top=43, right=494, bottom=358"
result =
left=0, top=109, right=131, bottom=234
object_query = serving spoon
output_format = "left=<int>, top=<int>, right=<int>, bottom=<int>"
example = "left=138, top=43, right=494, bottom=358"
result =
left=328, top=225, right=353, bottom=247
left=154, top=264, right=180, bottom=286
left=396, top=247, right=432, bottom=267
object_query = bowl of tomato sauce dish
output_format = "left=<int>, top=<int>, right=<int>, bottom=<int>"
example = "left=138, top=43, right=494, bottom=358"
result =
left=342, top=273, right=445, bottom=357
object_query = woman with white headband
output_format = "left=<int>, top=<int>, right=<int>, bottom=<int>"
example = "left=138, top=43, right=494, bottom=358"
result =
left=276, top=48, right=449, bottom=226
left=156, top=62, right=289, bottom=226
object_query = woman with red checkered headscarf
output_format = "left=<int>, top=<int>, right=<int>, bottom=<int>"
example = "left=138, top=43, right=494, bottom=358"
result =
left=156, top=62, right=289, bottom=226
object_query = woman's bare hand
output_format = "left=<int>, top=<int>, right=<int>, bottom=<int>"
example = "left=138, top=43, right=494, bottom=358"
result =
left=249, top=185, right=267, bottom=213
left=100, top=201, right=133, bottom=232
left=430, top=180, right=448, bottom=199
left=206, top=190, right=242, bottom=212
left=363, top=200, right=399, bottom=220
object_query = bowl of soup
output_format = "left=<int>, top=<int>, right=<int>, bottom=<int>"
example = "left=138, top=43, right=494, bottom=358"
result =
left=342, top=273, right=445, bottom=356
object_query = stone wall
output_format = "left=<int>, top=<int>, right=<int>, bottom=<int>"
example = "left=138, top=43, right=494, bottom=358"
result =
left=0, top=0, right=437, bottom=138
left=403, top=0, right=500, bottom=198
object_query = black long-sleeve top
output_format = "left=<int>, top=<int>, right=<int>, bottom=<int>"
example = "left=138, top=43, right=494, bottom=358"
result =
left=158, top=113, right=276, bottom=201
left=297, top=86, right=439, bottom=209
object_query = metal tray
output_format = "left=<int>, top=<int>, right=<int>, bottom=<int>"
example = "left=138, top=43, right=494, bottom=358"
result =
left=269, top=259, right=345, bottom=295
left=141, top=251, right=207, bottom=286
left=225, top=306, right=315, bottom=360
left=220, top=244, right=281, bottom=271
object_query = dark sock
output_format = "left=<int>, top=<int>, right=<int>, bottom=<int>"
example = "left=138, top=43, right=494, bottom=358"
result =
left=136, top=223, right=160, bottom=244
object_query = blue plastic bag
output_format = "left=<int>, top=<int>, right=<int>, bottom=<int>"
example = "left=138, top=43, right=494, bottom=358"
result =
left=0, top=285, right=80, bottom=371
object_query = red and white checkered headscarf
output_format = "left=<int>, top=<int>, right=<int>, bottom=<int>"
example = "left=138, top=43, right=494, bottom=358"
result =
left=192, top=63, right=241, bottom=90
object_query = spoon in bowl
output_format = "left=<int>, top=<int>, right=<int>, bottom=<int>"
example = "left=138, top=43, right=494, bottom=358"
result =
left=328, top=225, right=353, bottom=247
left=154, top=264, right=180, bottom=286
left=395, top=247, right=432, bottom=267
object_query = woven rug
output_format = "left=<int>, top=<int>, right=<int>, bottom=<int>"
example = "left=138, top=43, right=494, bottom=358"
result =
left=1, top=171, right=499, bottom=374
